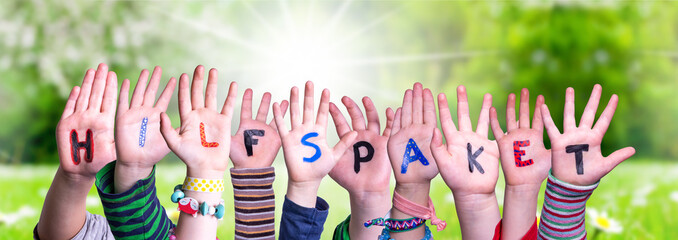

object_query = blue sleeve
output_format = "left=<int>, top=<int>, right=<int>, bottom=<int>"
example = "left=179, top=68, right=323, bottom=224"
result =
left=279, top=196, right=329, bottom=240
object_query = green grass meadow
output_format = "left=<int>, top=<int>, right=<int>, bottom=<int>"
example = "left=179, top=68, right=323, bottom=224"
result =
left=1, top=160, right=676, bottom=239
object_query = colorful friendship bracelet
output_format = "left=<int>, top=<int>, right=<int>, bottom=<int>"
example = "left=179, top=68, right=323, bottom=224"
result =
left=378, top=225, right=432, bottom=240
left=171, top=184, right=225, bottom=220
left=365, top=216, right=426, bottom=233
left=392, top=191, right=447, bottom=231
left=182, top=177, right=225, bottom=193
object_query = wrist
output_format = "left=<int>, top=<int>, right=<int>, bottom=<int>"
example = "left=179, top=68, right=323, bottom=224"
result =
left=59, top=167, right=95, bottom=184
left=349, top=190, right=392, bottom=209
left=452, top=191, right=498, bottom=212
left=394, top=182, right=431, bottom=205
left=505, top=183, right=542, bottom=196
left=186, top=167, right=225, bottom=179
left=286, top=180, right=321, bottom=208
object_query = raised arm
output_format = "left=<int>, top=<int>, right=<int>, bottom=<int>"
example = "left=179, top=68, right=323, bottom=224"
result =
left=328, top=96, right=394, bottom=240
left=490, top=89, right=550, bottom=239
left=38, top=64, right=117, bottom=239
left=430, top=85, right=501, bottom=239
left=228, top=89, right=288, bottom=240
left=273, top=81, right=357, bottom=240
left=537, top=85, right=635, bottom=239
left=160, top=66, right=238, bottom=239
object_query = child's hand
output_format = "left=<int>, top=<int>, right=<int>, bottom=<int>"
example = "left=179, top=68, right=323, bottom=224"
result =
left=56, top=63, right=117, bottom=179
left=229, top=89, right=288, bottom=168
left=431, top=86, right=499, bottom=197
left=328, top=96, right=393, bottom=197
left=160, top=66, right=238, bottom=179
left=387, top=83, right=438, bottom=185
left=490, top=89, right=550, bottom=188
left=272, top=81, right=357, bottom=207
left=114, top=67, right=176, bottom=192
left=541, top=84, right=635, bottom=186
left=328, top=96, right=394, bottom=239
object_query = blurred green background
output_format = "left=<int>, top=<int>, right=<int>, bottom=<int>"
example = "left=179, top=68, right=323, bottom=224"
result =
left=1, top=0, right=677, bottom=239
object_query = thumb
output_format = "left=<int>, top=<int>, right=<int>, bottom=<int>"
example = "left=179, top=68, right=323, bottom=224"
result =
left=604, top=146, right=635, bottom=173
left=430, top=128, right=452, bottom=169
left=159, top=112, right=181, bottom=150
left=333, top=131, right=357, bottom=160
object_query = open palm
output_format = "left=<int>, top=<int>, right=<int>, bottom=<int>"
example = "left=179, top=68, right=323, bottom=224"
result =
left=160, top=66, right=238, bottom=178
left=490, top=89, right=550, bottom=187
left=115, top=66, right=176, bottom=169
left=230, top=89, right=288, bottom=168
left=541, top=84, right=635, bottom=186
left=431, top=86, right=499, bottom=196
left=56, top=64, right=117, bottom=179
left=387, top=83, right=439, bottom=184
left=329, top=96, right=394, bottom=195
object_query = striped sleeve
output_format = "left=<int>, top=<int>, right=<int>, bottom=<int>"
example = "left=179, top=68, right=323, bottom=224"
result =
left=537, top=172, right=598, bottom=240
left=95, top=161, right=175, bottom=240
left=230, top=167, right=276, bottom=240
left=332, top=215, right=351, bottom=240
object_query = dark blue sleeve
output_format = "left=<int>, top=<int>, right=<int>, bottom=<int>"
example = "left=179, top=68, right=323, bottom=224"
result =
left=279, top=196, right=329, bottom=240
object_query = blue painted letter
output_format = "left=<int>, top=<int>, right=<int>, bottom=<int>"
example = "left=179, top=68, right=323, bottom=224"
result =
left=401, top=138, right=429, bottom=173
left=301, top=132, right=321, bottom=162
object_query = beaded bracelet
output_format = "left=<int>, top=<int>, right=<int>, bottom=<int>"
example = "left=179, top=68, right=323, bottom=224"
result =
left=364, top=216, right=426, bottom=232
left=171, top=184, right=225, bottom=220
left=378, top=225, right=432, bottom=240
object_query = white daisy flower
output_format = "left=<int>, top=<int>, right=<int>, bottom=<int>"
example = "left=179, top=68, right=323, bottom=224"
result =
left=587, top=208, right=622, bottom=233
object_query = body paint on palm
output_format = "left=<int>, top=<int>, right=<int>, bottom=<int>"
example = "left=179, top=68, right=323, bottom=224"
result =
left=513, top=140, right=534, bottom=167
left=244, top=129, right=265, bottom=156
left=139, top=117, right=148, bottom=147
left=566, top=144, right=589, bottom=175
left=301, top=132, right=321, bottom=162
left=467, top=143, right=485, bottom=174
left=353, top=141, right=374, bottom=173
left=400, top=139, right=429, bottom=174
left=70, top=129, right=93, bottom=165
left=200, top=122, right=219, bottom=148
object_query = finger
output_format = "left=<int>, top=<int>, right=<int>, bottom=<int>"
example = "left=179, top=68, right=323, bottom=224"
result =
left=431, top=128, right=453, bottom=169
left=333, top=131, right=358, bottom=160
left=580, top=84, right=602, bottom=129
left=391, top=107, right=402, bottom=135
left=604, top=147, right=635, bottom=173
left=255, top=92, right=272, bottom=122
left=240, top=89, right=254, bottom=120
left=130, top=69, right=149, bottom=108
left=519, top=88, right=530, bottom=128
left=423, top=88, right=436, bottom=125
left=178, top=74, right=191, bottom=123
left=401, top=89, right=413, bottom=127
left=160, top=112, right=181, bottom=150
left=437, top=93, right=457, bottom=138
left=101, top=71, right=118, bottom=115
left=88, top=63, right=109, bottom=111
left=220, top=81, right=238, bottom=117
left=270, top=100, right=290, bottom=129
left=204, top=68, right=219, bottom=111
left=564, top=87, right=576, bottom=132
left=316, top=88, right=330, bottom=127
left=342, top=96, right=366, bottom=131
left=475, top=93, right=492, bottom=137
left=412, top=83, right=424, bottom=124
left=142, top=66, right=162, bottom=107
left=382, top=107, right=394, bottom=137
left=155, top=77, right=177, bottom=111
left=363, top=97, right=380, bottom=133
left=489, top=107, right=504, bottom=141
left=593, top=94, right=618, bottom=134
left=532, top=95, right=545, bottom=131
left=290, top=86, right=301, bottom=128
left=74, top=68, right=95, bottom=112
left=61, top=86, right=81, bottom=120
left=506, top=93, right=517, bottom=131
left=191, top=65, right=205, bottom=109
left=272, top=102, right=289, bottom=136
left=329, top=102, right=351, bottom=137
left=457, top=85, right=473, bottom=132
left=540, top=104, right=561, bottom=140
left=303, top=81, right=315, bottom=125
